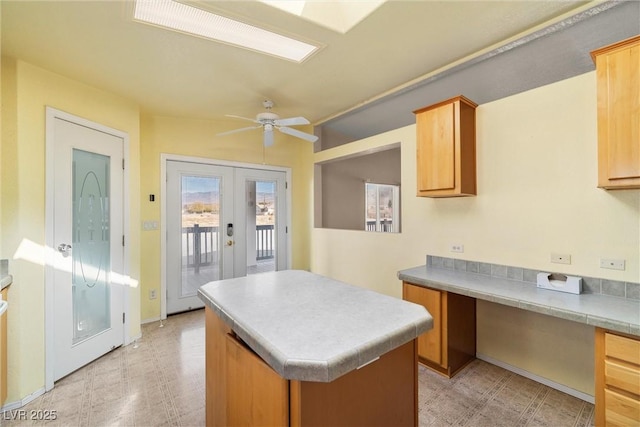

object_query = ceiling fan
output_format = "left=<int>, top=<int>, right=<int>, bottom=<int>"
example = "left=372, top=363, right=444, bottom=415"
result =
left=217, top=100, right=318, bottom=147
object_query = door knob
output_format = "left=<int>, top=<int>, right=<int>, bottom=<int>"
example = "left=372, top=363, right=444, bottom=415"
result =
left=226, top=240, right=234, bottom=246
left=57, top=243, right=72, bottom=257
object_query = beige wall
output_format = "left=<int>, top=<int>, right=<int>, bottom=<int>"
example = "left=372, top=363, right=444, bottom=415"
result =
left=139, top=115, right=313, bottom=321
left=0, top=59, right=141, bottom=403
left=311, top=71, right=640, bottom=396
left=321, top=147, right=401, bottom=230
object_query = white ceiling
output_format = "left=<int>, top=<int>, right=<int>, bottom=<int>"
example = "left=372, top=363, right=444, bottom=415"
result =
left=2, top=1, right=638, bottom=137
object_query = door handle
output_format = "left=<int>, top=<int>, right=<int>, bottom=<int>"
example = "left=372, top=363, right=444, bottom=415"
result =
left=226, top=240, right=234, bottom=246
left=57, top=243, right=72, bottom=257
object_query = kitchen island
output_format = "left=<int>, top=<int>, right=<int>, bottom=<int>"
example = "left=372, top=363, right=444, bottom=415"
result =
left=198, top=270, right=432, bottom=426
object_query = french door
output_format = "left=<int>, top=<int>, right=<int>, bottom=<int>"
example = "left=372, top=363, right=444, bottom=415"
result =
left=165, top=160, right=288, bottom=315
left=47, top=111, right=126, bottom=383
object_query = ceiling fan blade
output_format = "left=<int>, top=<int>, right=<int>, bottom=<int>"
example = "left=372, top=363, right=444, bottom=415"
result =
left=278, top=126, right=319, bottom=142
left=273, top=116, right=310, bottom=126
left=217, top=125, right=261, bottom=137
left=225, top=114, right=259, bottom=123
left=264, top=130, right=275, bottom=147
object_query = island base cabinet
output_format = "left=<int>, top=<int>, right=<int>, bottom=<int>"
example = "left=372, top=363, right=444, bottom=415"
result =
left=290, top=340, right=417, bottom=426
left=0, top=287, right=7, bottom=406
left=206, top=307, right=419, bottom=427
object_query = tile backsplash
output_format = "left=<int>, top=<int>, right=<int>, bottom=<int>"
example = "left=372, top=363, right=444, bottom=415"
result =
left=427, top=255, right=640, bottom=301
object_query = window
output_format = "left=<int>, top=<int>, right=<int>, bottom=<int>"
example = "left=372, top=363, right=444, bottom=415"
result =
left=365, top=183, right=399, bottom=233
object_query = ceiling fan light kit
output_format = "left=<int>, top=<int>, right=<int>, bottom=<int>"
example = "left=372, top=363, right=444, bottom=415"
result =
left=218, top=100, right=318, bottom=147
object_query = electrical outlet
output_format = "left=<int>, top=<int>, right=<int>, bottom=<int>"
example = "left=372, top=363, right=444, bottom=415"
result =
left=450, top=244, right=464, bottom=253
left=149, top=289, right=157, bottom=300
left=600, top=258, right=625, bottom=271
left=550, top=253, right=571, bottom=265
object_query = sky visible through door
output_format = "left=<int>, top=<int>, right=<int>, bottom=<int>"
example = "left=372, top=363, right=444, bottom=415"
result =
left=181, top=178, right=275, bottom=228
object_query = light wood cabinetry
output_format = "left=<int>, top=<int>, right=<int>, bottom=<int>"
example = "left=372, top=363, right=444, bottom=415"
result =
left=591, top=35, right=640, bottom=189
left=225, top=333, right=289, bottom=425
left=0, top=287, right=8, bottom=406
left=205, top=307, right=419, bottom=426
left=595, top=328, right=640, bottom=426
left=413, top=96, right=477, bottom=197
left=402, top=281, right=475, bottom=377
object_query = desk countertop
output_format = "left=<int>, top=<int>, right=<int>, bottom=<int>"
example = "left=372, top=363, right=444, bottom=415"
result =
left=198, top=270, right=432, bottom=382
left=398, top=265, right=640, bottom=337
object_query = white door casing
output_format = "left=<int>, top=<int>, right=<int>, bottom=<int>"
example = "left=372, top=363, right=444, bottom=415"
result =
left=45, top=108, right=131, bottom=389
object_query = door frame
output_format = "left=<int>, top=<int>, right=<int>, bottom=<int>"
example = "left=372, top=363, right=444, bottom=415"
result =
left=160, top=154, right=292, bottom=320
left=44, top=107, right=131, bottom=391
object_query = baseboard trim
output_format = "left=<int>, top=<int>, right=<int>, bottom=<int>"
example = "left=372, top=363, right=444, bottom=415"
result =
left=1, top=388, right=46, bottom=413
left=476, top=353, right=595, bottom=404
left=141, top=316, right=161, bottom=325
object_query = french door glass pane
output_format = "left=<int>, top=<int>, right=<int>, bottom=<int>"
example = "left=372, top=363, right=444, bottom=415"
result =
left=72, top=149, right=111, bottom=345
left=247, top=180, right=276, bottom=275
left=181, top=175, right=221, bottom=296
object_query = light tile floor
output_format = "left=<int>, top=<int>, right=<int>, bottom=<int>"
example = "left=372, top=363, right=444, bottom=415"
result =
left=3, top=309, right=594, bottom=426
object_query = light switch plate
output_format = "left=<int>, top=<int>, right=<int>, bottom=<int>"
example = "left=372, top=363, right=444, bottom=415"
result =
left=143, top=220, right=158, bottom=230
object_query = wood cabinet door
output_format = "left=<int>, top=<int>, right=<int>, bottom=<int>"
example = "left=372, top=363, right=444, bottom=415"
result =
left=403, top=283, right=442, bottom=365
left=225, top=333, right=289, bottom=426
left=594, top=36, right=640, bottom=188
left=416, top=102, right=455, bottom=192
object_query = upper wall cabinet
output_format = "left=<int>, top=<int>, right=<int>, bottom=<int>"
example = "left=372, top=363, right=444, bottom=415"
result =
left=591, top=35, right=640, bottom=190
left=413, top=96, right=477, bottom=197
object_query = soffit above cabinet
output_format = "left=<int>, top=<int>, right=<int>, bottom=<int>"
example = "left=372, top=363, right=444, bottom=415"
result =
left=319, top=1, right=640, bottom=144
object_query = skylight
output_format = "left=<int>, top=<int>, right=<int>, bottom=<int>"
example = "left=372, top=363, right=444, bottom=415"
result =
left=133, top=0, right=319, bottom=63
left=258, top=0, right=386, bottom=34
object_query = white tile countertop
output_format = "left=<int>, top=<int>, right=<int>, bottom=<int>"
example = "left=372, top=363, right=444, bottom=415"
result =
left=198, top=269, right=432, bottom=382
left=0, top=259, right=10, bottom=291
left=0, top=275, right=11, bottom=291
left=398, top=265, right=640, bottom=337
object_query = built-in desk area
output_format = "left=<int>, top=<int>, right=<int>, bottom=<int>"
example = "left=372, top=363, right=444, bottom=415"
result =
left=398, top=259, right=640, bottom=426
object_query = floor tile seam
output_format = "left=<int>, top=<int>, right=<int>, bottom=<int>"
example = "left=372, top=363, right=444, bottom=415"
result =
left=147, top=326, right=182, bottom=426
left=78, top=363, right=97, bottom=427
left=453, top=370, right=514, bottom=426
left=519, top=386, right=550, bottom=426
left=573, top=402, right=593, bottom=427
left=120, top=343, right=133, bottom=410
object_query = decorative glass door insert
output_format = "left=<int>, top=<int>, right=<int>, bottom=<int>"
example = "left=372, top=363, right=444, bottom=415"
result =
left=72, top=149, right=111, bottom=345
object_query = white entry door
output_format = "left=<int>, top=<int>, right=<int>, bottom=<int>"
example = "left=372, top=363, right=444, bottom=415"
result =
left=51, top=115, right=125, bottom=381
left=165, top=160, right=288, bottom=315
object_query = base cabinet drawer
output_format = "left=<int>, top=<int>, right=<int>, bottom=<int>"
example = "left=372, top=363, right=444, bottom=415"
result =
left=606, top=333, right=640, bottom=365
left=606, top=359, right=640, bottom=396
left=605, top=389, right=640, bottom=427
left=596, top=328, right=640, bottom=426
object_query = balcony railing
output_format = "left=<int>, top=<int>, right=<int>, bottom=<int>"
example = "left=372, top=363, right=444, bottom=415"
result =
left=366, top=219, right=394, bottom=232
left=183, top=224, right=275, bottom=272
